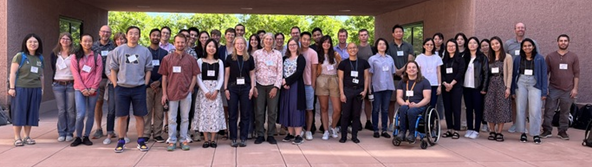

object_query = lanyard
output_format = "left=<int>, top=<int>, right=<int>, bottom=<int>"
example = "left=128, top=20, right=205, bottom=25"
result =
left=406, top=80, right=416, bottom=101
left=237, top=57, right=244, bottom=77
left=349, top=60, right=358, bottom=73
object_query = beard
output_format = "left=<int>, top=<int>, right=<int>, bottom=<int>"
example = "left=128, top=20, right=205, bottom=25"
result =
left=559, top=44, right=568, bottom=50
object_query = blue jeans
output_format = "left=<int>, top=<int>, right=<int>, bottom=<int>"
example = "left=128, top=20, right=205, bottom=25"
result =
left=398, top=105, right=426, bottom=135
left=228, top=85, right=252, bottom=141
left=53, top=82, right=75, bottom=137
left=372, top=90, right=392, bottom=132
left=75, top=90, right=99, bottom=137
left=516, top=75, right=542, bottom=136
left=167, top=93, right=192, bottom=143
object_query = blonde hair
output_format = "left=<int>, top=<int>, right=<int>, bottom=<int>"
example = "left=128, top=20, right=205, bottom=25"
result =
left=231, top=37, right=250, bottom=61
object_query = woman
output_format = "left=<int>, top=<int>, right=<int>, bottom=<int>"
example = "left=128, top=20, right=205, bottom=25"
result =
left=415, top=38, right=442, bottom=108
left=104, top=32, right=129, bottom=144
left=337, top=43, right=370, bottom=143
left=70, top=34, right=103, bottom=146
left=484, top=36, right=513, bottom=142
left=511, top=38, right=547, bottom=144
left=194, top=39, right=226, bottom=148
left=433, top=33, right=444, bottom=56
left=314, top=35, right=342, bottom=140
left=9, top=34, right=45, bottom=146
left=463, top=37, right=489, bottom=139
left=224, top=37, right=256, bottom=147
left=248, top=34, right=262, bottom=55
left=196, top=31, right=210, bottom=58
left=113, top=32, right=127, bottom=46
left=368, top=38, right=395, bottom=138
left=51, top=32, right=76, bottom=142
left=455, top=33, right=468, bottom=55
left=480, top=39, right=491, bottom=58
left=441, top=39, right=466, bottom=139
left=395, top=61, right=431, bottom=142
left=279, top=38, right=307, bottom=144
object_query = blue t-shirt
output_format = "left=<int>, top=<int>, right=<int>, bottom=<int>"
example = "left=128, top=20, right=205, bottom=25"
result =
left=397, top=77, right=431, bottom=103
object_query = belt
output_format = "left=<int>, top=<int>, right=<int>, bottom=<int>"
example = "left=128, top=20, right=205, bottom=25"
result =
left=54, top=80, right=73, bottom=85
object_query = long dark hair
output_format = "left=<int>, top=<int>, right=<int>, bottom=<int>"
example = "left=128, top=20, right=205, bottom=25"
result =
left=21, top=33, right=43, bottom=56
left=455, top=33, right=468, bottom=52
left=433, top=33, right=444, bottom=56
left=317, top=35, right=336, bottom=64
left=204, top=39, right=220, bottom=60
left=422, top=38, right=435, bottom=55
left=75, top=33, right=94, bottom=60
left=442, top=39, right=458, bottom=63
left=402, top=61, right=424, bottom=83
left=247, top=34, right=262, bottom=54
left=463, top=37, right=482, bottom=58
left=196, top=31, right=210, bottom=58
left=488, top=36, right=507, bottom=64
left=520, top=38, right=538, bottom=60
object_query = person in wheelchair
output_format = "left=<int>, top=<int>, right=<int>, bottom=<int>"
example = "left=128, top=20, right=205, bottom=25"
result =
left=395, top=61, right=432, bottom=142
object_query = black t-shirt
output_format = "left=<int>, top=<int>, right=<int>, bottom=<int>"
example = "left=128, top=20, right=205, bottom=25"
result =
left=337, top=58, right=370, bottom=89
left=397, top=78, right=431, bottom=103
left=224, top=55, right=255, bottom=87
left=201, top=61, right=220, bottom=80
left=519, top=59, right=534, bottom=75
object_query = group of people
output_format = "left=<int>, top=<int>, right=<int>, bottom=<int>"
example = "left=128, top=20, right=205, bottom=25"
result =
left=8, top=22, right=579, bottom=153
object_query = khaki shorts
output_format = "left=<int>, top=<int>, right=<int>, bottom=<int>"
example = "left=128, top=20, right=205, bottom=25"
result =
left=315, top=74, right=340, bottom=98
left=97, top=78, right=108, bottom=102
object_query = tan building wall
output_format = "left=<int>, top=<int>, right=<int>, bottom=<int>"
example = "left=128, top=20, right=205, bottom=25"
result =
left=2, top=0, right=108, bottom=107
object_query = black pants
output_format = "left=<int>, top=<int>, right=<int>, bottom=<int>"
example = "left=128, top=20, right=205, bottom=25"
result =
left=228, top=85, right=252, bottom=141
left=464, top=88, right=484, bottom=131
left=443, top=85, right=462, bottom=131
left=340, top=87, right=363, bottom=139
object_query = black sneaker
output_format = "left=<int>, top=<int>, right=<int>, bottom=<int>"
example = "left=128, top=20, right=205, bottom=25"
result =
left=533, top=136, right=541, bottom=144
left=364, top=120, right=374, bottom=130
left=153, top=136, right=165, bottom=143
left=239, top=140, right=247, bottom=147
left=520, top=133, right=528, bottom=143
left=558, top=131, right=570, bottom=140
left=541, top=131, right=552, bottom=138
left=381, top=131, right=391, bottom=138
left=373, top=132, right=380, bottom=138
left=230, top=140, right=238, bottom=147
left=339, top=138, right=346, bottom=143
left=396, top=133, right=405, bottom=141
left=267, top=136, right=277, bottom=144
left=406, top=134, right=416, bottom=143
left=293, top=135, right=304, bottom=145
left=283, top=134, right=295, bottom=142
left=70, top=137, right=82, bottom=147
left=82, top=136, right=93, bottom=146
left=254, top=136, right=265, bottom=144
left=352, top=138, right=360, bottom=143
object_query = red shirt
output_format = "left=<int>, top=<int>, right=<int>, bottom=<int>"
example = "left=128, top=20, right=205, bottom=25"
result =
left=158, top=52, right=200, bottom=101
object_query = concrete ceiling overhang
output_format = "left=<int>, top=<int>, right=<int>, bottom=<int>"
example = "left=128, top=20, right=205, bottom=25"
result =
left=78, top=0, right=429, bottom=16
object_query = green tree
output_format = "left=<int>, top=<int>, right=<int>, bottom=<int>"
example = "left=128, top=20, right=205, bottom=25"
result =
left=242, top=15, right=308, bottom=39
left=344, top=16, right=375, bottom=45
left=108, top=12, right=150, bottom=45
left=308, top=16, right=343, bottom=44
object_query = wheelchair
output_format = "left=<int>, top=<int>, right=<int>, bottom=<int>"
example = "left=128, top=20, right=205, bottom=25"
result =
left=391, top=106, right=441, bottom=149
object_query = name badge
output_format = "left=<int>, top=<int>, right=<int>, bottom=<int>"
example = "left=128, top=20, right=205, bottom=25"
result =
left=446, top=67, right=453, bottom=74
left=514, top=50, right=520, bottom=56
left=524, top=69, right=533, bottom=76
left=265, top=60, right=274, bottom=66
left=36, top=61, right=42, bottom=67
left=406, top=90, right=414, bottom=97
left=237, top=77, right=245, bottom=85
left=31, top=66, right=39, bottom=73
left=351, top=71, right=359, bottom=77
left=82, top=65, right=92, bottom=73
left=352, top=78, right=359, bottom=84
left=327, top=65, right=334, bottom=71
left=152, top=60, right=160, bottom=66
left=101, top=50, right=109, bottom=56
left=207, top=70, right=215, bottom=76
left=127, top=55, right=138, bottom=62
left=397, top=51, right=404, bottom=57
left=382, top=66, right=389, bottom=72
left=559, top=63, right=568, bottom=70
left=173, top=66, right=181, bottom=73
left=491, top=67, right=500, bottom=74
left=57, top=62, right=67, bottom=70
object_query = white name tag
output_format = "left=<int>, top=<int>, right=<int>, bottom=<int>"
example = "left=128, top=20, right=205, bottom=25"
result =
left=351, top=71, right=358, bottom=77
left=524, top=69, right=533, bottom=76
left=237, top=77, right=245, bottom=85
left=327, top=65, right=334, bottom=71
left=101, top=50, right=109, bottom=56
left=207, top=70, right=215, bottom=76
left=128, top=55, right=138, bottom=62
left=406, top=90, right=414, bottom=97
left=265, top=60, right=275, bottom=66
left=382, top=66, right=389, bottom=72
left=36, top=61, right=42, bottom=67
left=559, top=63, right=568, bottom=70
left=57, top=62, right=67, bottom=70
left=352, top=78, right=359, bottom=84
left=173, top=66, right=181, bottom=73
left=31, top=66, right=39, bottom=73
left=397, top=51, right=404, bottom=57
left=514, top=50, right=520, bottom=56
left=446, top=67, right=453, bottom=74
left=152, top=60, right=160, bottom=66
left=82, top=65, right=92, bottom=73
left=491, top=67, right=500, bottom=74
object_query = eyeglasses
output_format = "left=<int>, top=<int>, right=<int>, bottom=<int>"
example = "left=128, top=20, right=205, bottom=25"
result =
left=61, top=38, right=71, bottom=41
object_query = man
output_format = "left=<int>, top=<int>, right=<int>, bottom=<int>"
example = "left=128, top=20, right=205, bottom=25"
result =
left=542, top=34, right=579, bottom=140
left=357, top=29, right=374, bottom=131
left=170, top=30, right=197, bottom=58
left=334, top=29, right=349, bottom=60
left=257, top=30, right=266, bottom=40
left=235, top=24, right=246, bottom=37
left=290, top=26, right=301, bottom=40
left=252, top=33, right=283, bottom=145
left=218, top=28, right=235, bottom=64
left=188, top=27, right=200, bottom=49
left=210, top=29, right=222, bottom=43
left=274, top=33, right=286, bottom=55
left=160, top=26, right=175, bottom=53
left=176, top=29, right=199, bottom=141
left=143, top=28, right=168, bottom=143
left=386, top=24, right=414, bottom=132
left=301, top=32, right=318, bottom=140
left=310, top=27, right=323, bottom=51
left=109, top=26, right=153, bottom=153
left=91, top=25, right=116, bottom=139
left=159, top=34, right=200, bottom=151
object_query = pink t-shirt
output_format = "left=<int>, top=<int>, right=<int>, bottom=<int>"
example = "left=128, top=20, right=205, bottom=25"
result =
left=302, top=48, right=318, bottom=85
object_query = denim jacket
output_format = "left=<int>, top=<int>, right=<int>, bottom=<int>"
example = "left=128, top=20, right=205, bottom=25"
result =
left=510, top=54, right=548, bottom=97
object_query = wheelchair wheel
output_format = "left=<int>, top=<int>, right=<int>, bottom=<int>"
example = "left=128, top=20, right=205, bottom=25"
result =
left=425, top=107, right=441, bottom=146
left=392, top=138, right=401, bottom=146
left=391, top=110, right=400, bottom=137
left=420, top=140, right=428, bottom=149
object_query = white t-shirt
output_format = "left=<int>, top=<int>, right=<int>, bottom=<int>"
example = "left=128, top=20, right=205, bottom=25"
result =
left=415, top=53, right=443, bottom=86
left=464, top=56, right=476, bottom=88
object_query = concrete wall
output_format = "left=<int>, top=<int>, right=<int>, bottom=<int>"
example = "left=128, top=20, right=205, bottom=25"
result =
left=2, top=0, right=108, bottom=107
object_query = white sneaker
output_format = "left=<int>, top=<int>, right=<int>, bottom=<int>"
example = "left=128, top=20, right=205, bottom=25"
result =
left=322, top=131, right=329, bottom=140
left=65, top=136, right=74, bottom=142
left=464, top=130, right=473, bottom=138
left=469, top=132, right=479, bottom=139
left=57, top=136, right=66, bottom=142
left=300, top=131, right=304, bottom=137
left=103, top=138, right=112, bottom=145
left=508, top=124, right=516, bottom=133
left=480, top=125, right=489, bottom=132
left=124, top=137, right=130, bottom=144
left=305, top=131, right=313, bottom=140
left=330, top=128, right=339, bottom=138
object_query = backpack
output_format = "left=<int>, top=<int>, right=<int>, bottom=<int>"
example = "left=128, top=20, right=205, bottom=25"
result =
left=551, top=102, right=577, bottom=127
left=7, top=52, right=45, bottom=88
left=583, top=120, right=592, bottom=147
left=573, top=104, right=592, bottom=130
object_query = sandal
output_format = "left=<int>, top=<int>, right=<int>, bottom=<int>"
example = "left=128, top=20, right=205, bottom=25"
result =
left=24, top=137, right=36, bottom=145
left=496, top=133, right=504, bottom=142
left=14, top=139, right=24, bottom=146
left=451, top=132, right=460, bottom=139
left=442, top=131, right=453, bottom=138
left=487, top=132, right=497, bottom=140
